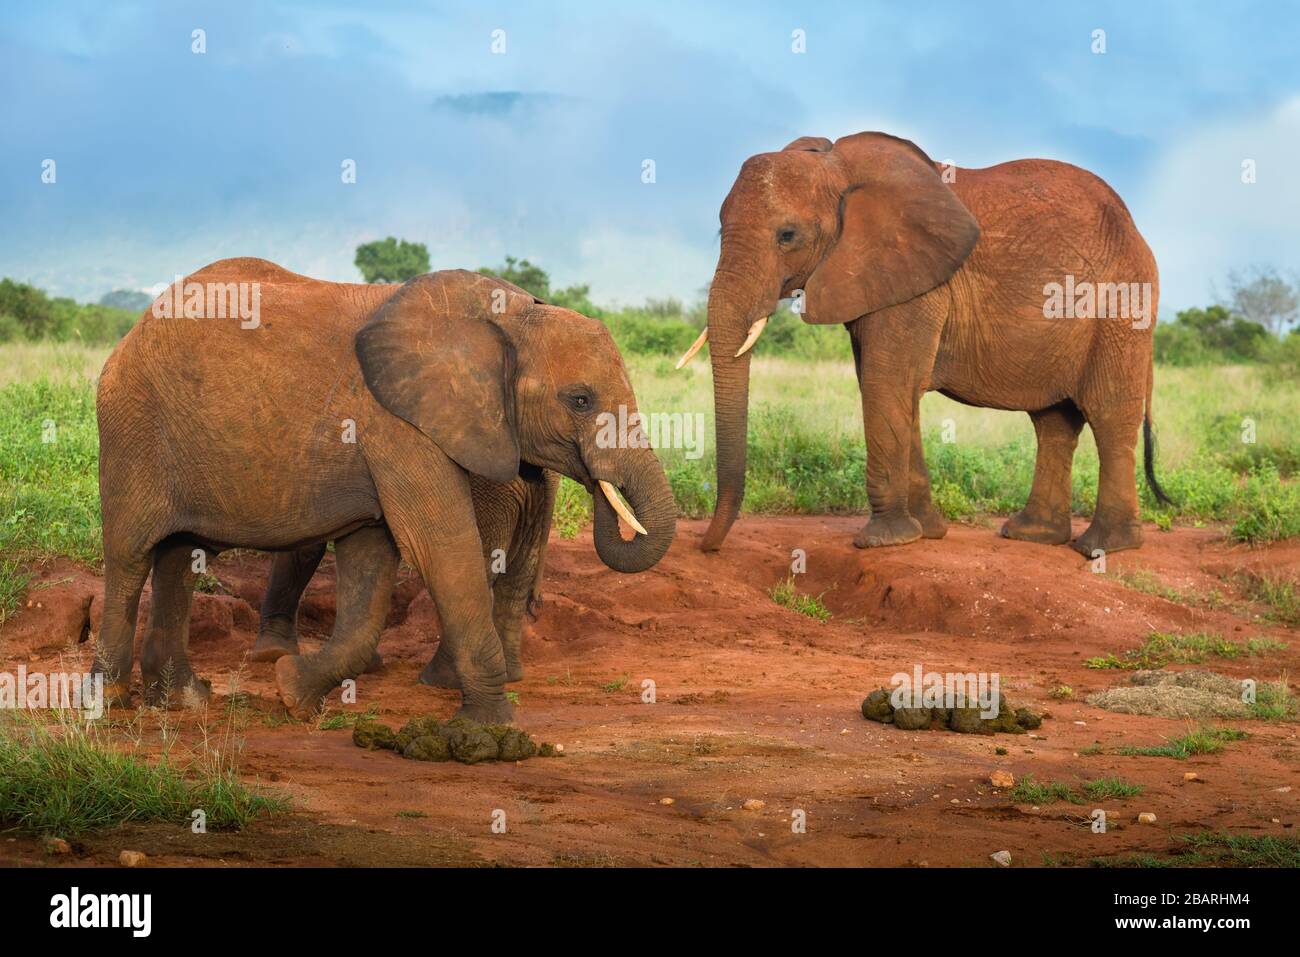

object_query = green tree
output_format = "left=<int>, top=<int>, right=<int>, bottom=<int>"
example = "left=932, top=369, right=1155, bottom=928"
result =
left=477, top=256, right=551, bottom=298
left=354, top=237, right=430, bottom=283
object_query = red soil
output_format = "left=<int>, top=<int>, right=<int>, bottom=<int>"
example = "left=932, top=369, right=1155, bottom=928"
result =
left=2, top=517, right=1297, bottom=867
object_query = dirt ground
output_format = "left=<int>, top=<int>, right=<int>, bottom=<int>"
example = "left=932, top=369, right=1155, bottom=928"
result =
left=2, top=516, right=1298, bottom=867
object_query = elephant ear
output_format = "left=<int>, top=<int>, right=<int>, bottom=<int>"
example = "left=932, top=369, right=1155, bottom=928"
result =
left=355, top=270, right=537, bottom=483
left=802, top=132, right=979, bottom=325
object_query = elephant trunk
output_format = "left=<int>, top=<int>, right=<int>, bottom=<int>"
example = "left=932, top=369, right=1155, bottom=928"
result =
left=592, top=448, right=676, bottom=573
left=701, top=263, right=771, bottom=552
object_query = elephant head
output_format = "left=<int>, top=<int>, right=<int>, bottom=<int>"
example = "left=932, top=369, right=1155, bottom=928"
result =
left=356, top=270, right=675, bottom=573
left=679, top=132, right=980, bottom=550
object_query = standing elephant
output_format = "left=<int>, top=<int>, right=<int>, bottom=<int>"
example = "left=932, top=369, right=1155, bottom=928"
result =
left=250, top=468, right=559, bottom=685
left=95, top=259, right=674, bottom=723
left=680, top=131, right=1169, bottom=557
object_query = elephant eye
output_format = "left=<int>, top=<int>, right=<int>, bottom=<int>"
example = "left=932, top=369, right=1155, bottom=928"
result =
left=565, top=389, right=594, bottom=412
left=777, top=227, right=797, bottom=245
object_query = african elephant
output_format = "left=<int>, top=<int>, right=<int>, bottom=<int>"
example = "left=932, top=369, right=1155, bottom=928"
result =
left=250, top=468, right=559, bottom=685
left=680, top=131, right=1169, bottom=557
left=95, top=260, right=674, bottom=723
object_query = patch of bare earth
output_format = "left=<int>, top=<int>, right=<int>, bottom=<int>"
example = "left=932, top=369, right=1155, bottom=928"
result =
left=2, top=518, right=1297, bottom=867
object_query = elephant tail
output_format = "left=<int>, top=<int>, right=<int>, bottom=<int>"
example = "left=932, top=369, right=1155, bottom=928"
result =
left=1142, top=394, right=1174, bottom=508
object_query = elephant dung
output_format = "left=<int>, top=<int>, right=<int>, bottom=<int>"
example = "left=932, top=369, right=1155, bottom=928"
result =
left=497, top=728, right=539, bottom=761
left=860, top=688, right=895, bottom=723
left=394, top=715, right=444, bottom=753
left=860, top=687, right=1042, bottom=735
left=353, top=719, right=397, bottom=751
left=441, top=723, right=500, bottom=764
left=403, top=734, right=452, bottom=762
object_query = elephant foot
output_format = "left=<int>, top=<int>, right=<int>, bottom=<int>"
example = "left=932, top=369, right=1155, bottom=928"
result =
left=141, top=666, right=211, bottom=709
left=94, top=677, right=132, bottom=710
left=505, top=657, right=525, bottom=683
left=274, top=655, right=331, bottom=720
left=912, top=503, right=949, bottom=540
left=250, top=621, right=299, bottom=663
left=455, top=696, right=514, bottom=726
left=1071, top=519, right=1143, bottom=558
left=362, top=649, right=384, bottom=674
left=1001, top=508, right=1072, bottom=545
left=853, top=512, right=923, bottom=549
left=419, top=649, right=460, bottom=689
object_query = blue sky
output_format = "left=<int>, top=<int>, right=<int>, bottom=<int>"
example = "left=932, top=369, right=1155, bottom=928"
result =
left=2, top=0, right=1297, bottom=317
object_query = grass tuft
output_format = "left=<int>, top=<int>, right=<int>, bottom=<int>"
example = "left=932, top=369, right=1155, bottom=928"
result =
left=0, top=711, right=286, bottom=835
left=769, top=576, right=831, bottom=622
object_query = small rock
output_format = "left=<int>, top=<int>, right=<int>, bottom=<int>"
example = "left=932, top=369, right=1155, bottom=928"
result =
left=1276, top=786, right=1292, bottom=794
left=118, top=850, right=147, bottom=868
left=554, top=743, right=565, bottom=754
left=1137, top=812, right=1157, bottom=824
left=659, top=797, right=675, bottom=805
left=1183, top=772, right=1199, bottom=782
left=989, top=770, right=1014, bottom=789
left=742, top=799, right=766, bottom=811
left=990, top=850, right=1012, bottom=867
left=43, top=837, right=71, bottom=856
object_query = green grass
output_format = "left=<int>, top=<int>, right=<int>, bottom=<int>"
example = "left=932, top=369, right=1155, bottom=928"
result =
left=0, top=711, right=286, bottom=835
left=1249, top=678, right=1296, bottom=721
left=1, top=347, right=1298, bottom=570
left=316, top=705, right=378, bottom=731
left=769, top=576, right=831, bottom=622
left=1009, top=775, right=1083, bottom=805
left=395, top=809, right=428, bottom=819
left=1006, top=776, right=1143, bottom=805
left=1175, top=831, right=1300, bottom=867
left=1236, top=572, right=1300, bottom=626
left=0, top=557, right=31, bottom=625
left=1087, top=832, right=1300, bottom=868
left=601, top=674, right=630, bottom=693
left=1081, top=777, right=1145, bottom=800
left=1117, top=725, right=1249, bottom=760
left=1108, top=567, right=1226, bottom=608
left=1085, top=630, right=1286, bottom=670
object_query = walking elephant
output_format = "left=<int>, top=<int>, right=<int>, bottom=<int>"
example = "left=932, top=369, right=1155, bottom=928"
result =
left=680, top=131, right=1169, bottom=557
left=95, top=259, right=674, bottom=723
left=250, top=468, right=559, bottom=686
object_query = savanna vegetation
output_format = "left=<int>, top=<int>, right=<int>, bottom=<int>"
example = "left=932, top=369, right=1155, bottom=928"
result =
left=1, top=255, right=1298, bottom=590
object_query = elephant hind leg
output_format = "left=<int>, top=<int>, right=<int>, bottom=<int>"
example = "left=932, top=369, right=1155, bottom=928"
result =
left=140, top=537, right=213, bottom=708
left=251, top=544, right=325, bottom=663
left=1072, top=403, right=1145, bottom=558
left=92, top=544, right=154, bottom=707
left=275, top=525, right=398, bottom=719
left=1002, top=401, right=1084, bottom=545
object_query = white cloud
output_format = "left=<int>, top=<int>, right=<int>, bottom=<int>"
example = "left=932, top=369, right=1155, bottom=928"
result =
left=1137, top=95, right=1300, bottom=316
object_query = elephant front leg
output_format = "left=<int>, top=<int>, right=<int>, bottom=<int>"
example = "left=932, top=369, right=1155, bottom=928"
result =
left=275, top=526, right=397, bottom=719
left=907, top=418, right=948, bottom=540
left=849, top=311, right=942, bottom=549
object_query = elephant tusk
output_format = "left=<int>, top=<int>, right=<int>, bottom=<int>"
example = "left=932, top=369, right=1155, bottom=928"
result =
left=675, top=327, right=709, bottom=370
left=734, top=316, right=768, bottom=357
left=598, top=480, right=648, bottom=536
